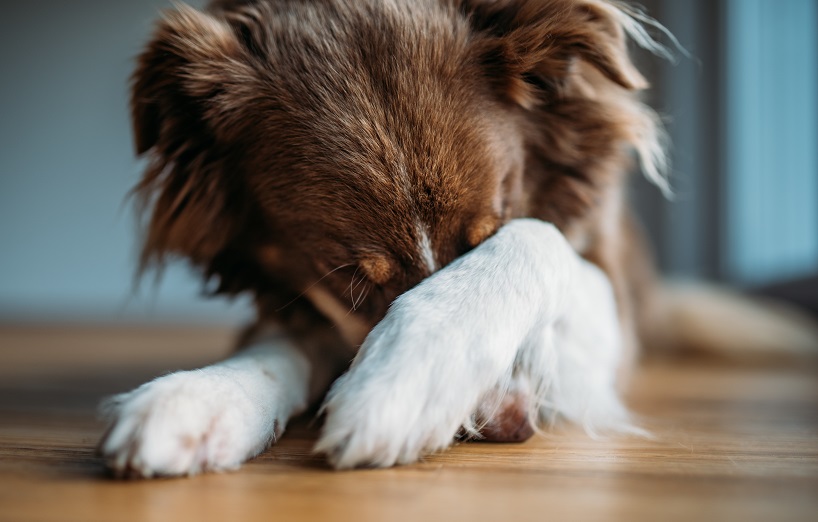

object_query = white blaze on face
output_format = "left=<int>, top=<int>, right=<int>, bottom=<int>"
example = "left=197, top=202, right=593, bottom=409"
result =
left=416, top=224, right=438, bottom=274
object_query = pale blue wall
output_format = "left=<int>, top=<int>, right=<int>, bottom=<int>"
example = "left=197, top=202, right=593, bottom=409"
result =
left=0, top=0, right=251, bottom=323
left=725, top=0, right=818, bottom=285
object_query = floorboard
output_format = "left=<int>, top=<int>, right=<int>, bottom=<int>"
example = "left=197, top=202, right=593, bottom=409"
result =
left=0, top=326, right=816, bottom=522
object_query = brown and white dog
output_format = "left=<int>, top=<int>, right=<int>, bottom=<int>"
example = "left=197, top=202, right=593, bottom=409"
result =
left=99, top=0, right=818, bottom=476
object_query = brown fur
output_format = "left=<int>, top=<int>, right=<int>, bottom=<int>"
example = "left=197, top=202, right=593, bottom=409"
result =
left=132, top=0, right=666, bottom=373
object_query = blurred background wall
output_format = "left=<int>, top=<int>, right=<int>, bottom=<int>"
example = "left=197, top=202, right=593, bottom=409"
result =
left=636, top=0, right=818, bottom=288
left=1, top=0, right=816, bottom=325
left=0, top=0, right=253, bottom=324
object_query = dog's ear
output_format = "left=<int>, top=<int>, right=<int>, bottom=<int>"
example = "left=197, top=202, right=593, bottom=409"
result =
left=131, top=4, right=265, bottom=271
left=463, top=0, right=649, bottom=108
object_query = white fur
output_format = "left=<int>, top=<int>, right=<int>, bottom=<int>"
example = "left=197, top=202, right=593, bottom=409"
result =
left=416, top=223, right=439, bottom=273
left=315, top=219, right=634, bottom=468
left=100, top=219, right=632, bottom=474
left=99, top=333, right=311, bottom=477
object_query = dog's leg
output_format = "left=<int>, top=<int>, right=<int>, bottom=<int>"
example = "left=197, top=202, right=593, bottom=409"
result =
left=521, top=256, right=637, bottom=437
left=474, top=253, right=635, bottom=441
left=99, top=327, right=333, bottom=478
left=315, top=218, right=612, bottom=469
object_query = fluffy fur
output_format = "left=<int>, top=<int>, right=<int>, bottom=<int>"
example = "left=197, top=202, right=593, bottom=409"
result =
left=99, top=0, right=817, bottom=476
left=102, top=220, right=632, bottom=472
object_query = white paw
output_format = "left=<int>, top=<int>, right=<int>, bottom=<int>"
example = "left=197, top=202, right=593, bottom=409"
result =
left=99, top=369, right=276, bottom=478
left=314, top=369, right=465, bottom=469
left=314, top=302, right=486, bottom=469
left=314, top=219, right=601, bottom=469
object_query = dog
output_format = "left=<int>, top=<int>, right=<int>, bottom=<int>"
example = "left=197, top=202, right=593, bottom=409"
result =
left=99, top=0, right=818, bottom=477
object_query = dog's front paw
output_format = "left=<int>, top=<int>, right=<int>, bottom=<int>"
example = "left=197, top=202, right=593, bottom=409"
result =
left=99, top=369, right=274, bottom=478
left=314, top=369, right=463, bottom=469
left=314, top=302, right=479, bottom=469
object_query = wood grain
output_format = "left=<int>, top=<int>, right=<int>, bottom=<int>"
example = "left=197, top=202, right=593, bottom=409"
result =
left=0, top=326, right=816, bottom=522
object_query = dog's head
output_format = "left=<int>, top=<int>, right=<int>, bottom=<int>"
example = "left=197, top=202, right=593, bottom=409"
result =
left=132, top=0, right=666, bottom=342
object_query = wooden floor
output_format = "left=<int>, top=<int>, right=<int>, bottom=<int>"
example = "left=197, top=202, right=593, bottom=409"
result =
left=1, top=326, right=816, bottom=522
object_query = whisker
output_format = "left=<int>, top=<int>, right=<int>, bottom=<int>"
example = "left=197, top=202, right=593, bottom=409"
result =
left=347, top=265, right=361, bottom=309
left=350, top=271, right=367, bottom=295
left=349, top=282, right=371, bottom=314
left=350, top=276, right=361, bottom=311
left=356, top=283, right=371, bottom=310
left=352, top=281, right=364, bottom=311
left=275, top=263, right=354, bottom=312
